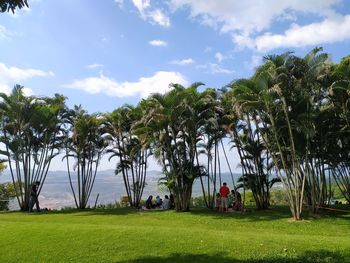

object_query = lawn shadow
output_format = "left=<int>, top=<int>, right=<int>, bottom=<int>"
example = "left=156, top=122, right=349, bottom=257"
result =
left=117, top=250, right=348, bottom=263
left=58, top=207, right=142, bottom=216
left=22, top=207, right=142, bottom=216
left=14, top=205, right=350, bottom=222
left=188, top=206, right=292, bottom=222
left=317, top=205, right=350, bottom=218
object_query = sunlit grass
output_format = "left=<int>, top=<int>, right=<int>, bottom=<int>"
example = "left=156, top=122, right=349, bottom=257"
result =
left=0, top=206, right=349, bottom=262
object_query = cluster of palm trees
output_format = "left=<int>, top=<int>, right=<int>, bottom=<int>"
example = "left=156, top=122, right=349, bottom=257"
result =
left=228, top=48, right=350, bottom=219
left=0, top=48, right=349, bottom=220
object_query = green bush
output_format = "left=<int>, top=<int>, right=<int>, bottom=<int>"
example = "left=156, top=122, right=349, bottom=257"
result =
left=0, top=182, right=16, bottom=211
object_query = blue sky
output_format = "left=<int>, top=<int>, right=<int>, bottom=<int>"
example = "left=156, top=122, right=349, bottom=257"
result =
left=1, top=0, right=350, bottom=170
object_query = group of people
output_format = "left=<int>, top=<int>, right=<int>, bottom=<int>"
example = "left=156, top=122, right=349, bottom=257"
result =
left=144, top=194, right=175, bottom=210
left=216, top=182, right=242, bottom=212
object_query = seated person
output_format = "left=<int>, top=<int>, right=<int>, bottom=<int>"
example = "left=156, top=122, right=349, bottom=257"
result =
left=155, top=195, right=163, bottom=207
left=228, top=190, right=235, bottom=208
left=162, top=195, right=171, bottom=209
left=233, top=189, right=243, bottom=211
left=145, top=195, right=155, bottom=209
left=215, top=193, right=221, bottom=211
left=170, top=194, right=175, bottom=209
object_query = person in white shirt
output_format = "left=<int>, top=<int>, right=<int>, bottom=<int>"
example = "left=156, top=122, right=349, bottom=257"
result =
left=162, top=195, right=171, bottom=209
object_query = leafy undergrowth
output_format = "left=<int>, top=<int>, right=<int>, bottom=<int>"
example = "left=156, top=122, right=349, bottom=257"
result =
left=0, top=206, right=349, bottom=262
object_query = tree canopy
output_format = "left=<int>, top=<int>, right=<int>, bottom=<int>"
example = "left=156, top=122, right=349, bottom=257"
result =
left=0, top=0, right=28, bottom=13
left=0, top=48, right=349, bottom=219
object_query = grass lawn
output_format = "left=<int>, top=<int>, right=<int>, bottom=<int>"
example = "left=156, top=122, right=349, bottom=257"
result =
left=0, top=206, right=349, bottom=263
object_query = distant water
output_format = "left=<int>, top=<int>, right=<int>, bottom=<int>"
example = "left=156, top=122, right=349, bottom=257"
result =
left=0, top=170, right=240, bottom=210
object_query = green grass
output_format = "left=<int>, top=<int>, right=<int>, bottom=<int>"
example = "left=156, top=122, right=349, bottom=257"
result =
left=0, top=206, right=349, bottom=263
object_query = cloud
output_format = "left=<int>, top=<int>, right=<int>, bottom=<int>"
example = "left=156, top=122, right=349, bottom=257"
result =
left=245, top=55, right=262, bottom=70
left=63, top=71, right=188, bottom=98
left=149, top=39, right=168, bottom=46
left=0, top=63, right=54, bottom=80
left=170, top=58, right=195, bottom=65
left=132, top=0, right=170, bottom=27
left=0, top=62, right=54, bottom=95
left=254, top=15, right=350, bottom=51
left=215, top=52, right=225, bottom=63
left=197, top=63, right=234, bottom=74
left=170, top=0, right=347, bottom=50
left=170, top=0, right=339, bottom=34
left=87, top=64, right=104, bottom=69
left=114, top=0, right=124, bottom=8
left=0, top=25, right=14, bottom=40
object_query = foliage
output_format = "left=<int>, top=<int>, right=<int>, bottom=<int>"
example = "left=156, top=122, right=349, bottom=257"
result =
left=0, top=161, right=16, bottom=210
left=0, top=85, right=67, bottom=210
left=226, top=48, right=347, bottom=219
left=0, top=182, right=16, bottom=210
left=64, top=105, right=108, bottom=209
left=0, top=48, right=349, bottom=221
left=134, top=84, right=208, bottom=211
left=0, top=0, right=27, bottom=13
left=106, top=105, right=149, bottom=208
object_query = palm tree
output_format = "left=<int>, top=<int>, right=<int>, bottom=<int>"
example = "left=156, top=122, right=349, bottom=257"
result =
left=223, top=78, right=280, bottom=209
left=135, top=83, right=207, bottom=211
left=1, top=0, right=28, bottom=13
left=0, top=85, right=67, bottom=210
left=106, top=104, right=149, bottom=208
left=327, top=55, right=350, bottom=203
left=226, top=53, right=307, bottom=219
left=64, top=106, right=108, bottom=209
left=228, top=48, right=335, bottom=218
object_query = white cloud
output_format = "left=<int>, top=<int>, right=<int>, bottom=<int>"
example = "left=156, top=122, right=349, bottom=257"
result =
left=197, top=63, right=234, bottom=74
left=170, top=0, right=340, bottom=34
left=245, top=55, right=262, bottom=70
left=22, top=87, right=34, bottom=96
left=170, top=58, right=195, bottom=65
left=148, top=9, right=170, bottom=27
left=114, top=0, right=124, bottom=8
left=255, top=15, right=350, bottom=51
left=87, top=64, right=104, bottom=69
left=149, top=39, right=168, bottom=46
left=132, top=0, right=170, bottom=27
left=0, top=25, right=14, bottom=40
left=63, top=71, right=188, bottom=98
left=133, top=0, right=150, bottom=11
left=0, top=62, right=54, bottom=95
left=170, top=0, right=347, bottom=50
left=215, top=52, right=225, bottom=63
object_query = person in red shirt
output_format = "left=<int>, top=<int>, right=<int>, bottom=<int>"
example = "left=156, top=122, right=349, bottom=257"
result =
left=219, top=182, right=230, bottom=212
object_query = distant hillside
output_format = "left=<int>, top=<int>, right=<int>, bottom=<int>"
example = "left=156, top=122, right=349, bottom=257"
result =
left=1, top=169, right=241, bottom=209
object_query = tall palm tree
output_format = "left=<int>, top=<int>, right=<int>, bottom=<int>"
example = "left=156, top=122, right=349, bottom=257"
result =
left=135, top=83, right=207, bottom=211
left=327, top=55, right=350, bottom=203
left=64, top=105, right=108, bottom=209
left=0, top=85, right=67, bottom=210
left=224, top=79, right=280, bottom=210
left=106, top=104, right=149, bottom=208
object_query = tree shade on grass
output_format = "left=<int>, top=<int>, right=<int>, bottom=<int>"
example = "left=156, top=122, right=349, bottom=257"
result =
left=0, top=207, right=349, bottom=262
